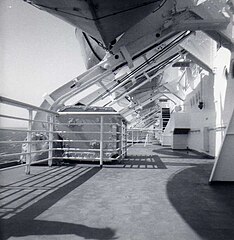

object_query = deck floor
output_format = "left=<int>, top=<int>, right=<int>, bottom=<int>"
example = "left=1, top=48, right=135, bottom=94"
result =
left=1, top=144, right=234, bottom=240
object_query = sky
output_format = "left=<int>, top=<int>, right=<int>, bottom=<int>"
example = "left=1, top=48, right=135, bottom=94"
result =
left=0, top=0, right=86, bottom=107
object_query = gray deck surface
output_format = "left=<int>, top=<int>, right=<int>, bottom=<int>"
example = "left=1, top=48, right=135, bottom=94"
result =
left=0, top=144, right=234, bottom=240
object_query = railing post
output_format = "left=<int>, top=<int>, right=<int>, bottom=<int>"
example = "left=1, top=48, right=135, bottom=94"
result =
left=25, top=109, right=32, bottom=175
left=121, top=120, right=123, bottom=158
left=124, top=123, right=127, bottom=157
left=132, top=129, right=134, bottom=146
left=99, top=115, right=104, bottom=167
left=144, top=133, right=149, bottom=147
left=48, top=114, right=53, bottom=167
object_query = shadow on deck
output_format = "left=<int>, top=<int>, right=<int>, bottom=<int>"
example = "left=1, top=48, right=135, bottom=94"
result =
left=0, top=145, right=234, bottom=240
left=0, top=166, right=117, bottom=240
left=167, top=163, right=234, bottom=240
left=104, top=155, right=167, bottom=169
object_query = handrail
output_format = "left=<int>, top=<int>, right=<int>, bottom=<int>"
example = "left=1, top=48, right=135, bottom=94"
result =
left=0, top=96, right=58, bottom=115
left=58, top=111, right=120, bottom=115
left=0, top=96, right=128, bottom=173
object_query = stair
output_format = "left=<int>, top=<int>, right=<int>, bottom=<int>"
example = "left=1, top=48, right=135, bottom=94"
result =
left=161, top=108, right=170, bottom=131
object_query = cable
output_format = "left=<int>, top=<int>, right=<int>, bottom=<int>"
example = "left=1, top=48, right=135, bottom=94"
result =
left=153, top=0, right=168, bottom=12
left=120, top=31, right=191, bottom=82
left=82, top=32, right=102, bottom=61
left=102, top=31, right=191, bottom=99
left=87, top=31, right=191, bottom=107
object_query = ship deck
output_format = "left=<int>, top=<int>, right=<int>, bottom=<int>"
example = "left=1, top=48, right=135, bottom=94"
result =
left=1, top=144, right=234, bottom=240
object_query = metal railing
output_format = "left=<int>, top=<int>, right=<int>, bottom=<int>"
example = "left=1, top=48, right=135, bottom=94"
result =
left=127, top=128, right=157, bottom=145
left=0, top=96, right=128, bottom=174
left=54, top=112, right=127, bottom=165
left=0, top=96, right=58, bottom=174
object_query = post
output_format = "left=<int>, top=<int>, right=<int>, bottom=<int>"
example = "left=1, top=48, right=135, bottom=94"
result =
left=48, top=114, right=53, bottom=167
left=99, top=115, right=104, bottom=167
left=124, top=122, right=128, bottom=157
left=132, top=129, right=134, bottom=146
left=144, top=134, right=149, bottom=147
left=121, top=120, right=124, bottom=158
left=25, top=109, right=32, bottom=174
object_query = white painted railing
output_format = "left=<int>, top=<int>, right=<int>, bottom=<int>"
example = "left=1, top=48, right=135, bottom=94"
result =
left=127, top=128, right=156, bottom=145
left=0, top=96, right=58, bottom=174
left=0, top=96, right=128, bottom=174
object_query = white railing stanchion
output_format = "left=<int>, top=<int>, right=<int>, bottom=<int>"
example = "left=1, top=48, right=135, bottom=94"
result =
left=99, top=116, right=104, bottom=167
left=121, top=121, right=123, bottom=158
left=144, top=133, right=149, bottom=147
left=48, top=114, right=53, bottom=167
left=124, top=123, right=127, bottom=157
left=25, top=109, right=32, bottom=175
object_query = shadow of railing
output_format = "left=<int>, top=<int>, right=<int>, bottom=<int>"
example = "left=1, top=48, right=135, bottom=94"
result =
left=0, top=166, right=117, bottom=240
left=104, top=155, right=167, bottom=169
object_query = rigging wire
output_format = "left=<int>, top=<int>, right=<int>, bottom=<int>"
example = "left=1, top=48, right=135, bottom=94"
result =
left=89, top=31, right=192, bottom=106
left=103, top=51, right=183, bottom=108
left=82, top=31, right=102, bottom=61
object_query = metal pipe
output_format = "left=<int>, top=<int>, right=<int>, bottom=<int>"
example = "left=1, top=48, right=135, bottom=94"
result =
left=58, top=112, right=120, bottom=115
left=0, top=96, right=58, bottom=115
left=109, top=77, right=151, bottom=106
left=86, top=32, right=192, bottom=106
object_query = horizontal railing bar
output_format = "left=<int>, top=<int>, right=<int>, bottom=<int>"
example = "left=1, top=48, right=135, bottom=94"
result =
left=0, top=152, right=24, bottom=157
left=54, top=123, right=101, bottom=126
left=63, top=148, right=100, bottom=152
left=0, top=114, right=50, bottom=124
left=0, top=128, right=29, bottom=133
left=55, top=157, right=115, bottom=161
left=0, top=158, right=54, bottom=171
left=0, top=139, right=121, bottom=144
left=55, top=148, right=120, bottom=152
left=52, top=139, right=117, bottom=143
left=30, top=158, right=53, bottom=165
left=0, top=114, right=31, bottom=122
left=0, top=163, right=26, bottom=171
left=0, top=96, right=58, bottom=115
left=0, top=128, right=119, bottom=135
left=1, top=148, right=53, bottom=157
left=104, top=140, right=121, bottom=142
left=56, top=131, right=117, bottom=134
left=0, top=128, right=51, bottom=133
left=59, top=112, right=120, bottom=115
left=53, top=122, right=120, bottom=126
left=0, top=140, right=49, bottom=144
left=103, top=123, right=121, bottom=126
left=55, top=131, right=119, bottom=134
